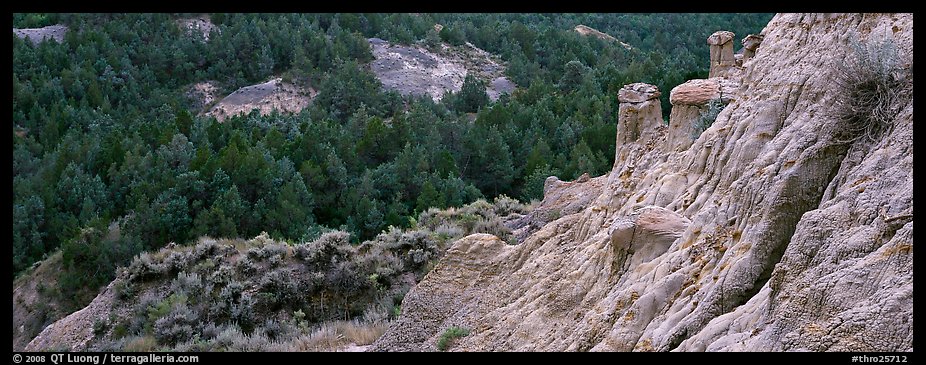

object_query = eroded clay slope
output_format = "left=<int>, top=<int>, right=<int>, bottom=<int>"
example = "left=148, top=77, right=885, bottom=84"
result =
left=372, top=13, right=913, bottom=352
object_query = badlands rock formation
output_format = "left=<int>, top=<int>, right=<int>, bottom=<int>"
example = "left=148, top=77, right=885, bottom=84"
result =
left=741, top=34, right=764, bottom=63
left=707, top=31, right=736, bottom=78
left=373, top=13, right=913, bottom=352
left=507, top=173, right=606, bottom=244
left=666, top=78, right=739, bottom=152
left=616, top=83, right=663, bottom=146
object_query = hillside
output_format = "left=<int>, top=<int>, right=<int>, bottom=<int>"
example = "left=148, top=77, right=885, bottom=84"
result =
left=16, top=13, right=906, bottom=353
left=21, top=197, right=530, bottom=351
left=372, top=13, right=913, bottom=351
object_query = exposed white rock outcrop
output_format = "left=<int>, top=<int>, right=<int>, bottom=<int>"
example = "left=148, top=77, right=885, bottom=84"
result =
left=13, top=25, right=68, bottom=44
left=204, top=78, right=316, bottom=122
left=368, top=38, right=515, bottom=102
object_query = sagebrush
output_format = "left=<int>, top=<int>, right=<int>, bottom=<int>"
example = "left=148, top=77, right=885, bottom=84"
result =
left=690, top=98, right=727, bottom=139
left=833, top=33, right=912, bottom=143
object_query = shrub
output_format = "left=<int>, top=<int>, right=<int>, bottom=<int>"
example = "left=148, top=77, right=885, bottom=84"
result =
left=231, top=294, right=256, bottom=331
left=218, top=280, right=244, bottom=303
left=433, top=224, right=464, bottom=241
left=125, top=252, right=168, bottom=282
left=112, top=322, right=129, bottom=339
left=260, top=318, right=290, bottom=341
left=325, top=260, right=367, bottom=300
left=114, top=280, right=135, bottom=301
left=257, top=268, right=302, bottom=308
left=292, top=309, right=309, bottom=330
left=152, top=304, right=198, bottom=345
left=246, top=241, right=289, bottom=263
left=833, top=33, right=911, bottom=142
left=361, top=301, right=390, bottom=323
left=472, top=216, right=514, bottom=243
left=295, top=231, right=353, bottom=269
left=212, top=324, right=271, bottom=351
left=492, top=194, right=528, bottom=217
left=234, top=256, right=260, bottom=275
left=436, top=326, right=470, bottom=351
left=208, top=263, right=234, bottom=286
left=201, top=323, right=220, bottom=340
left=170, top=271, right=205, bottom=298
left=146, top=294, right=185, bottom=329
left=93, top=318, right=108, bottom=336
left=162, top=250, right=194, bottom=275
left=146, top=293, right=200, bottom=345
left=690, top=98, right=726, bottom=139
left=459, top=199, right=495, bottom=220
left=171, top=335, right=211, bottom=352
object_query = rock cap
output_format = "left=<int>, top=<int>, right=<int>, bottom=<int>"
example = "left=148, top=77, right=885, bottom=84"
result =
left=669, top=78, right=739, bottom=106
left=707, top=31, right=735, bottom=46
left=742, top=34, right=764, bottom=51
left=618, top=83, right=661, bottom=103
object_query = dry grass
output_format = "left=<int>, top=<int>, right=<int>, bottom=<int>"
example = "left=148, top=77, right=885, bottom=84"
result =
left=123, top=335, right=159, bottom=352
left=832, top=34, right=912, bottom=143
left=284, top=320, right=389, bottom=351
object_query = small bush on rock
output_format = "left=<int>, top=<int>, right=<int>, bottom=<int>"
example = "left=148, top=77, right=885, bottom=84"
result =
left=833, top=33, right=911, bottom=142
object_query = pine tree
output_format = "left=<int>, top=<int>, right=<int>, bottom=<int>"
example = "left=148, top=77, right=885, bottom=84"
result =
left=457, top=74, right=489, bottom=113
left=416, top=180, right=444, bottom=213
left=558, top=60, right=588, bottom=93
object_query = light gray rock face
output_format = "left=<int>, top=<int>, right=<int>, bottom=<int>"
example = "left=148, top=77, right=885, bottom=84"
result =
left=372, top=13, right=912, bottom=352
left=13, top=25, right=68, bottom=44
left=368, top=39, right=515, bottom=102
left=610, top=206, right=691, bottom=267
left=507, top=174, right=607, bottom=243
left=665, top=105, right=701, bottom=153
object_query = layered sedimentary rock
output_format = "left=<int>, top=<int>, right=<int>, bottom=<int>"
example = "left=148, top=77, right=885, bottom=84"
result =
left=372, top=13, right=913, bottom=352
left=742, top=34, right=764, bottom=63
left=666, top=78, right=739, bottom=153
left=616, top=83, right=663, bottom=146
left=506, top=173, right=606, bottom=244
left=707, top=31, right=736, bottom=78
